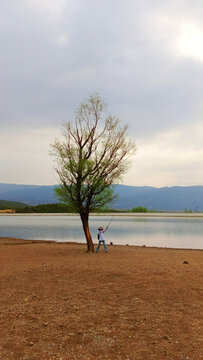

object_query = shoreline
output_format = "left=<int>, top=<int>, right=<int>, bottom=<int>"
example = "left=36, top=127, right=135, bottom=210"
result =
left=0, top=237, right=202, bottom=251
left=0, top=211, right=203, bottom=217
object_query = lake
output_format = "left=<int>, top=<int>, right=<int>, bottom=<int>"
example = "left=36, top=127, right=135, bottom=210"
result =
left=0, top=214, right=202, bottom=249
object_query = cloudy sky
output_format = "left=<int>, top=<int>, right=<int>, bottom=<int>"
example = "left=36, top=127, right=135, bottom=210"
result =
left=0, top=0, right=203, bottom=187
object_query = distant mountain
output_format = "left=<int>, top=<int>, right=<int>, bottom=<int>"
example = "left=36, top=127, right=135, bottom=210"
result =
left=112, top=185, right=203, bottom=211
left=0, top=183, right=203, bottom=211
left=0, top=183, right=56, bottom=205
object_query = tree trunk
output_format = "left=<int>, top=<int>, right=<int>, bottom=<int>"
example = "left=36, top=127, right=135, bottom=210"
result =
left=80, top=214, right=94, bottom=252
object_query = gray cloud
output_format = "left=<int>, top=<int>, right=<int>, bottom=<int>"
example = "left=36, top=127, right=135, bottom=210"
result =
left=0, top=0, right=203, bottom=185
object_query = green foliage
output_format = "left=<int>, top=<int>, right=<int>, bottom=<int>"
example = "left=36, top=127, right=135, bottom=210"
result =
left=184, top=208, right=193, bottom=213
left=54, top=187, right=77, bottom=211
left=92, top=205, right=112, bottom=213
left=131, top=206, right=148, bottom=213
left=54, top=184, right=115, bottom=213
left=16, top=203, right=74, bottom=213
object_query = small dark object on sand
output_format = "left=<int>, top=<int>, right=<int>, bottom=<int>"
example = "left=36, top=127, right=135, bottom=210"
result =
left=161, top=335, right=169, bottom=341
left=110, top=242, right=113, bottom=246
left=183, top=261, right=189, bottom=264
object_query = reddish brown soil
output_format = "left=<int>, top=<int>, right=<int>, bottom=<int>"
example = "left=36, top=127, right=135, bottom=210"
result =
left=0, top=237, right=202, bottom=360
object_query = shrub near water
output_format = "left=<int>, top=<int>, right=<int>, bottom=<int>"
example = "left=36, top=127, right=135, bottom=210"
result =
left=131, top=206, right=148, bottom=213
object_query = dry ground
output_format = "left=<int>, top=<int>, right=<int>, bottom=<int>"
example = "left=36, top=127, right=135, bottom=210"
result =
left=0, top=237, right=202, bottom=360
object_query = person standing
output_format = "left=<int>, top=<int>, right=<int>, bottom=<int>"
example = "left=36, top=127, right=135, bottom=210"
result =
left=96, top=226, right=108, bottom=253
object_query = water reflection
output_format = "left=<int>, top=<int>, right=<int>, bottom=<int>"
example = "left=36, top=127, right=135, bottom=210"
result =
left=0, top=215, right=202, bottom=249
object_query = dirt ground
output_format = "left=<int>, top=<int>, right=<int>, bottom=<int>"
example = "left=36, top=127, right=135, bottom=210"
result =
left=0, top=237, right=202, bottom=360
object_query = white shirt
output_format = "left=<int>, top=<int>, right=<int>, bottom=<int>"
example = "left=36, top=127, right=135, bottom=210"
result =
left=98, top=230, right=105, bottom=241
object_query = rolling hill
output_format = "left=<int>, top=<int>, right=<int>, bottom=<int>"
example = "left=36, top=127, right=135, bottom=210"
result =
left=0, top=199, right=30, bottom=210
left=0, top=183, right=202, bottom=211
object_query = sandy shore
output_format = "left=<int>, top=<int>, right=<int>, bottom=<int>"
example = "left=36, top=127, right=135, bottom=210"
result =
left=0, top=237, right=202, bottom=360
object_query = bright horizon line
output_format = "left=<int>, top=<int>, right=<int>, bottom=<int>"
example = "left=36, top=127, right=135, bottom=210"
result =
left=1, top=182, right=202, bottom=188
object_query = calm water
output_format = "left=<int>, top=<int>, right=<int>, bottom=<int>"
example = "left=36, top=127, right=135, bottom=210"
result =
left=0, top=215, right=202, bottom=249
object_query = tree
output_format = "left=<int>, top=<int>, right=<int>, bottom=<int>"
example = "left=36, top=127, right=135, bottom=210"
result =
left=51, top=93, right=136, bottom=252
